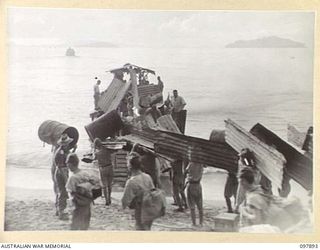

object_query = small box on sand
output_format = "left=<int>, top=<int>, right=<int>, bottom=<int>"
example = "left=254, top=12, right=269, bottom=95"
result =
left=214, top=212, right=239, bottom=232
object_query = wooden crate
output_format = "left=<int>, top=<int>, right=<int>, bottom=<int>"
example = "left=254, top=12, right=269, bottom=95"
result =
left=214, top=213, right=239, bottom=232
left=113, top=150, right=129, bottom=187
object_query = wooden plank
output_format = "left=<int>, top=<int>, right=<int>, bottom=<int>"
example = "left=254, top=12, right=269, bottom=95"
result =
left=225, top=119, right=286, bottom=189
left=115, top=165, right=127, bottom=170
left=113, top=177, right=127, bottom=183
left=113, top=173, right=128, bottom=178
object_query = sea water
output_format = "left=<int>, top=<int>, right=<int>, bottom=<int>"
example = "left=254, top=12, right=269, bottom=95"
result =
left=5, top=45, right=313, bottom=191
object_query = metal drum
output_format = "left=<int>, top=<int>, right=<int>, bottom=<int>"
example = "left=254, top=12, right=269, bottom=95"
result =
left=38, top=120, right=79, bottom=148
left=85, top=110, right=124, bottom=141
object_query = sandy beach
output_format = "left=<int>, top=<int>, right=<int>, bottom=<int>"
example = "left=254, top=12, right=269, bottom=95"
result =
left=5, top=164, right=228, bottom=231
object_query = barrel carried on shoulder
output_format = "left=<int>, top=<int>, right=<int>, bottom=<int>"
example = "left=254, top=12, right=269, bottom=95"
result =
left=38, top=120, right=79, bottom=148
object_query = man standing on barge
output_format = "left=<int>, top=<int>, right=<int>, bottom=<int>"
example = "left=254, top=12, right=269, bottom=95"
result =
left=93, top=78, right=101, bottom=110
left=171, top=89, right=186, bottom=133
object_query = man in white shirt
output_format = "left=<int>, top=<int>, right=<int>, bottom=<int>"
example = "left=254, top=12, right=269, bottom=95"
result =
left=93, top=79, right=101, bottom=110
left=171, top=89, right=186, bottom=133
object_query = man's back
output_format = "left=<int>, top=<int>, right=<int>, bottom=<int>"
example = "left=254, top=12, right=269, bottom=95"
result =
left=186, top=162, right=203, bottom=183
left=172, top=160, right=184, bottom=185
left=95, top=147, right=113, bottom=167
left=122, top=172, right=154, bottom=208
left=66, top=170, right=96, bottom=194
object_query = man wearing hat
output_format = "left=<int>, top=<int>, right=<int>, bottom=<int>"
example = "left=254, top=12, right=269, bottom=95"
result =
left=121, top=152, right=155, bottom=230
left=53, top=133, right=74, bottom=220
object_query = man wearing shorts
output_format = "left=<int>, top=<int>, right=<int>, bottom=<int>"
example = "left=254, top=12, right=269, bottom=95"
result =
left=185, top=162, right=204, bottom=227
left=224, top=171, right=238, bottom=213
left=93, top=138, right=115, bottom=206
left=172, top=160, right=187, bottom=212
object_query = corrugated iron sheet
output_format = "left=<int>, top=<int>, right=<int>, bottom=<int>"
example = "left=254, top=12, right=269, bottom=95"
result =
left=250, top=123, right=312, bottom=190
left=98, top=77, right=131, bottom=113
left=129, top=69, right=140, bottom=109
left=157, top=115, right=181, bottom=134
left=287, top=124, right=306, bottom=149
left=144, top=113, right=158, bottom=129
left=129, top=126, right=157, bottom=144
left=119, top=134, right=154, bottom=149
left=225, top=119, right=286, bottom=189
left=154, top=130, right=238, bottom=173
left=119, top=131, right=175, bottom=162
left=302, top=131, right=313, bottom=154
left=137, top=84, right=161, bottom=98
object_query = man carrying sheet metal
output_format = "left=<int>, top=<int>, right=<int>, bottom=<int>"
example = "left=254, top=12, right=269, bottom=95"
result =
left=93, top=138, right=115, bottom=206
left=171, top=160, right=188, bottom=212
left=185, top=162, right=204, bottom=227
left=224, top=171, right=238, bottom=213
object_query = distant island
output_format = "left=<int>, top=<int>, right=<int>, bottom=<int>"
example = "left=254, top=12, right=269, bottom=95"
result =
left=226, top=36, right=306, bottom=48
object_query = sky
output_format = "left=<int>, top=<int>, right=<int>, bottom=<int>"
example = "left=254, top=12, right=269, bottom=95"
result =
left=7, top=8, right=315, bottom=48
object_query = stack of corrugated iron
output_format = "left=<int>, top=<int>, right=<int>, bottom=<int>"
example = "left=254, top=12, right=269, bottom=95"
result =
left=225, top=119, right=313, bottom=191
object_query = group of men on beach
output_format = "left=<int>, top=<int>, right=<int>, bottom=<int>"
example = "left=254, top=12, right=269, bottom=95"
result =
left=50, top=130, right=311, bottom=232
left=122, top=151, right=205, bottom=230
left=51, top=130, right=206, bottom=230
left=51, top=133, right=116, bottom=230
left=51, top=133, right=96, bottom=229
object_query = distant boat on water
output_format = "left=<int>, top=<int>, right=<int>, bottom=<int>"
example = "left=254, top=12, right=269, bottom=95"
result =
left=65, top=47, right=76, bottom=56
